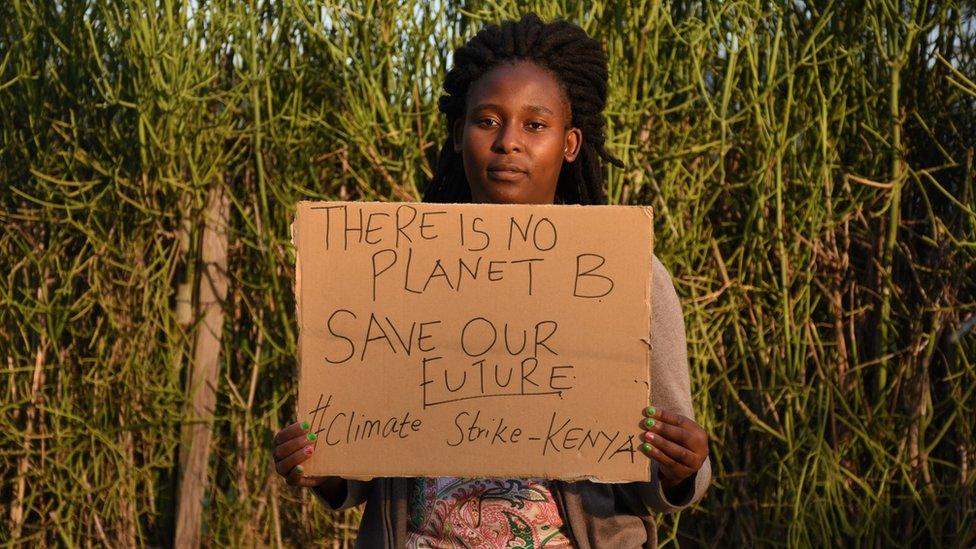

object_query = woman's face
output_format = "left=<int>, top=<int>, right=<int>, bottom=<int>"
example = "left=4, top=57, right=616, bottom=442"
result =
left=454, top=61, right=582, bottom=204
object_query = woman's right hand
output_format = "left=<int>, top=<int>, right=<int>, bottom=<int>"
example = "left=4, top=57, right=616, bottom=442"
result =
left=273, top=421, right=325, bottom=487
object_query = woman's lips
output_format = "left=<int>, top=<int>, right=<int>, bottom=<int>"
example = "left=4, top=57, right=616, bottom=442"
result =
left=487, top=167, right=528, bottom=181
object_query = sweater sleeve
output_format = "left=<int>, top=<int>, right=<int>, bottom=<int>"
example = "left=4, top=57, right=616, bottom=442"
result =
left=311, top=478, right=372, bottom=511
left=636, top=255, right=711, bottom=513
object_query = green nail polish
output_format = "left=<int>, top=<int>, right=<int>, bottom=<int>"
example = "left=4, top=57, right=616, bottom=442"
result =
left=301, top=421, right=310, bottom=430
left=641, top=443, right=652, bottom=453
left=294, top=465, right=303, bottom=475
left=644, top=418, right=655, bottom=428
left=307, top=432, right=317, bottom=441
left=645, top=406, right=656, bottom=416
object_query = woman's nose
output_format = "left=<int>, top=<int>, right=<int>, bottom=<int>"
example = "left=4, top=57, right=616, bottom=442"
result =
left=491, top=123, right=522, bottom=153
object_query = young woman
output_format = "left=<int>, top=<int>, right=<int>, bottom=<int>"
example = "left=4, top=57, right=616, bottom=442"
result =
left=273, top=13, right=710, bottom=547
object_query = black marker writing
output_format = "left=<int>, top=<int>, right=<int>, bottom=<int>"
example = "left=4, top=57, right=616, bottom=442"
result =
left=573, top=253, right=614, bottom=298
left=508, top=215, right=558, bottom=252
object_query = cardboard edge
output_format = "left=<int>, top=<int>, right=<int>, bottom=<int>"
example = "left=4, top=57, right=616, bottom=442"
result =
left=307, top=472, right=642, bottom=483
left=292, top=204, right=304, bottom=424
left=306, top=474, right=376, bottom=482
left=297, top=200, right=653, bottom=211
left=643, top=206, right=654, bottom=483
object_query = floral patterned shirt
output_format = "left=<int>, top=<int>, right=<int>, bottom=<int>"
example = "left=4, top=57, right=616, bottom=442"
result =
left=406, top=477, right=574, bottom=548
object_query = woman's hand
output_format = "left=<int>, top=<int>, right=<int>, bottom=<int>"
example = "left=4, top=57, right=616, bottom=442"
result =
left=273, top=421, right=325, bottom=487
left=638, top=406, right=709, bottom=490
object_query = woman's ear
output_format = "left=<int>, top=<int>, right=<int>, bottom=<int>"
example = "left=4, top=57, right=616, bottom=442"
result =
left=563, top=127, right=582, bottom=162
left=453, top=118, right=465, bottom=152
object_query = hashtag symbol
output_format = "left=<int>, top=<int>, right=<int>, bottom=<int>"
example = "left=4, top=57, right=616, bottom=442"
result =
left=307, top=393, right=332, bottom=450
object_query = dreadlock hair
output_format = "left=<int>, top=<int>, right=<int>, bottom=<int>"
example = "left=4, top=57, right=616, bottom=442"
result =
left=423, top=12, right=623, bottom=205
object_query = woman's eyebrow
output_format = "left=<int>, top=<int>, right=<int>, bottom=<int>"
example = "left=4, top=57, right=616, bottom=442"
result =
left=523, top=104, right=554, bottom=115
left=469, top=103, right=555, bottom=115
left=470, top=103, right=501, bottom=112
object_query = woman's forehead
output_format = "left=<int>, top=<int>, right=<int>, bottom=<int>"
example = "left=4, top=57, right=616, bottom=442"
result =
left=466, top=61, right=571, bottom=118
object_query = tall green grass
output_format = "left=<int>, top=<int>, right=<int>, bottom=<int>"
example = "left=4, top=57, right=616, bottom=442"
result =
left=2, top=0, right=974, bottom=546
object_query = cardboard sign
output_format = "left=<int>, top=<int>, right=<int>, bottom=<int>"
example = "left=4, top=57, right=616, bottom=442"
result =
left=293, top=201, right=653, bottom=481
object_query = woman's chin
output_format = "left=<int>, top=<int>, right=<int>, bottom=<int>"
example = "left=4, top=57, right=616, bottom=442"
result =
left=487, top=194, right=554, bottom=205
left=469, top=179, right=556, bottom=205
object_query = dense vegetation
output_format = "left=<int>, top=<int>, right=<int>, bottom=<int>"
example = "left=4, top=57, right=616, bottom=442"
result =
left=2, top=1, right=974, bottom=546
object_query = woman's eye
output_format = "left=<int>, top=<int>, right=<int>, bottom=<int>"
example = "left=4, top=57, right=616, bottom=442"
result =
left=477, top=118, right=498, bottom=128
left=526, top=121, right=547, bottom=131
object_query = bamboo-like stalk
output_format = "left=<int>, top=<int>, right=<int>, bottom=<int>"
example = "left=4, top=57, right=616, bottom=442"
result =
left=175, top=184, right=230, bottom=547
left=10, top=295, right=48, bottom=540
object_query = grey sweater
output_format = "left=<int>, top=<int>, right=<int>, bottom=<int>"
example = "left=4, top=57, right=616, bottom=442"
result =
left=313, top=255, right=711, bottom=547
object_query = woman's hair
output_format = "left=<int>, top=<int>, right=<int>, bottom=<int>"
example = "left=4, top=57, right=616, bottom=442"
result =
left=423, top=12, right=622, bottom=205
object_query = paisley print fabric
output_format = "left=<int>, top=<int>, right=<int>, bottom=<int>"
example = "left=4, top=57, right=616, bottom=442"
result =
left=406, top=477, right=573, bottom=548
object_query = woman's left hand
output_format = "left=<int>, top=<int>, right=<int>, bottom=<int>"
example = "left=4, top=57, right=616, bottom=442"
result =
left=638, top=406, right=709, bottom=489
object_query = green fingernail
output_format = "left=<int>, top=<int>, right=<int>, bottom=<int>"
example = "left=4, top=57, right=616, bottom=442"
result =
left=644, top=418, right=655, bottom=428
left=301, top=421, right=310, bottom=430
left=641, top=443, right=652, bottom=453
left=645, top=406, right=656, bottom=416
left=294, top=465, right=303, bottom=475
left=307, top=433, right=317, bottom=441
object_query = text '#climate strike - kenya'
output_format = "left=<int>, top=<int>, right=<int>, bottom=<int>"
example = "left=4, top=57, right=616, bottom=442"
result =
left=305, top=392, right=642, bottom=465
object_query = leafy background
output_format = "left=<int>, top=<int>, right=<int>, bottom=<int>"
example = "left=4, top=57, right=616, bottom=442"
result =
left=2, top=0, right=974, bottom=546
